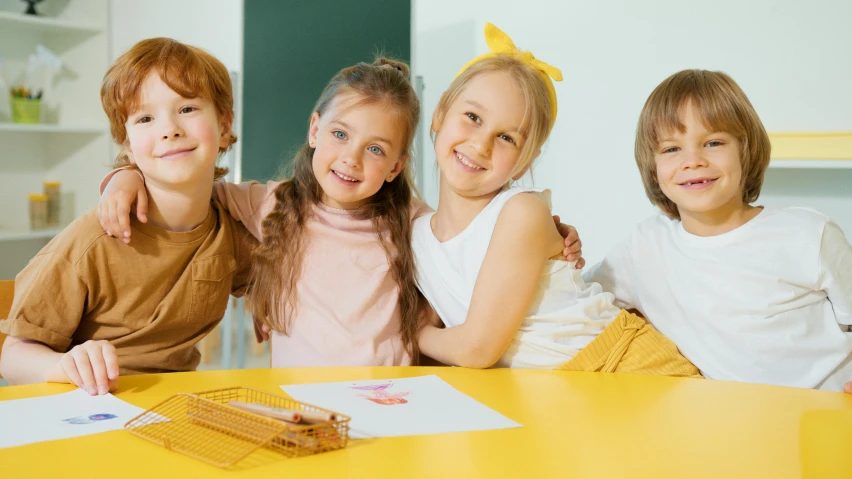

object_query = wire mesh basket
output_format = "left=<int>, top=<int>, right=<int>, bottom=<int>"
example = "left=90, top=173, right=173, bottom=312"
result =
left=124, top=386, right=350, bottom=468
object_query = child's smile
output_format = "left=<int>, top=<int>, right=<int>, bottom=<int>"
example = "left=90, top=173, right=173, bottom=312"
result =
left=330, top=169, right=362, bottom=184
left=454, top=150, right=486, bottom=172
left=156, top=147, right=196, bottom=161
left=677, top=176, right=718, bottom=189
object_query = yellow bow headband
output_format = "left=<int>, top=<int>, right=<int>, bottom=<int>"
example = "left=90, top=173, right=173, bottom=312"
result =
left=455, top=23, right=562, bottom=130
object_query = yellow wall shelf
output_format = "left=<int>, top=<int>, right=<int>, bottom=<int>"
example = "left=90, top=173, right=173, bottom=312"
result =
left=768, top=131, right=852, bottom=160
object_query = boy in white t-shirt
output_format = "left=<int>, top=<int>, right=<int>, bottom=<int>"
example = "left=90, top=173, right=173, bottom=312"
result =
left=586, top=69, right=852, bottom=392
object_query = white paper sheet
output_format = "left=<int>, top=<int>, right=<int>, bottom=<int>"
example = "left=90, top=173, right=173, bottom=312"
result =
left=281, top=375, right=521, bottom=438
left=0, top=389, right=145, bottom=449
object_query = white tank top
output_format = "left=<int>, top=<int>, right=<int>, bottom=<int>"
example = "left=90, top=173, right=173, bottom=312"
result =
left=412, top=187, right=621, bottom=369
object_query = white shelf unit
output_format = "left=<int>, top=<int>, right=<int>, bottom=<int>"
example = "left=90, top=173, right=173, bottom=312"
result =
left=769, top=159, right=852, bottom=169
left=0, top=0, right=110, bottom=279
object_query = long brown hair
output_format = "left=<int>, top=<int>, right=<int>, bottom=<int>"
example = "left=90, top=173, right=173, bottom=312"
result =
left=247, top=58, right=423, bottom=362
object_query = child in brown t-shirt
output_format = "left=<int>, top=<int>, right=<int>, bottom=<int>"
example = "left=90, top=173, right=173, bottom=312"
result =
left=0, top=38, right=254, bottom=395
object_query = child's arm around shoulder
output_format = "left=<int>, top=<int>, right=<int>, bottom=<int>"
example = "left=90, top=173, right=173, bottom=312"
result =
left=212, top=180, right=280, bottom=241
left=418, top=192, right=564, bottom=368
left=97, top=167, right=147, bottom=243
left=97, top=164, right=278, bottom=242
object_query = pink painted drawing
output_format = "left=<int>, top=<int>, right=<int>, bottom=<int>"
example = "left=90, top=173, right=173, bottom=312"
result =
left=351, top=382, right=410, bottom=405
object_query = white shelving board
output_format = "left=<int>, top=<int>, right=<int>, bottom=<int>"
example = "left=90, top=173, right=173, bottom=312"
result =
left=0, top=10, right=102, bottom=34
left=0, top=226, right=63, bottom=242
left=0, top=123, right=107, bottom=134
left=769, top=159, right=852, bottom=169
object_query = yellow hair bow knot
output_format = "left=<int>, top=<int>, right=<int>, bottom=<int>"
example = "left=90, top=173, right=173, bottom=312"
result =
left=455, top=23, right=562, bottom=129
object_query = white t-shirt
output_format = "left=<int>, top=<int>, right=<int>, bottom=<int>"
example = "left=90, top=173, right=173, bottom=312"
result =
left=585, top=206, right=852, bottom=391
left=413, top=187, right=621, bottom=369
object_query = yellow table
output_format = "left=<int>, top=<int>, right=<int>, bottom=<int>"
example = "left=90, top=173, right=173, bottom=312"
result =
left=2, top=367, right=851, bottom=478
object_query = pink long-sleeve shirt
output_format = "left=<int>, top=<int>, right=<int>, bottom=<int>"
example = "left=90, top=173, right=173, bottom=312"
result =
left=214, top=180, right=431, bottom=367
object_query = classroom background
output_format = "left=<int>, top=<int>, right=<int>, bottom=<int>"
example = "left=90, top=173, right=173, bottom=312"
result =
left=0, top=0, right=850, bottom=372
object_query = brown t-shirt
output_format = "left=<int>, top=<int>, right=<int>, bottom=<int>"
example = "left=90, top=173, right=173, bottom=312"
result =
left=0, top=199, right=254, bottom=375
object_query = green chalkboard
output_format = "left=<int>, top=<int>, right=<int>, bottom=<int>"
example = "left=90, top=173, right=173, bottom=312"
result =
left=242, top=1, right=411, bottom=181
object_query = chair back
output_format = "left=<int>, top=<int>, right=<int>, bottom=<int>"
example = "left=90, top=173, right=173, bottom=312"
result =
left=0, top=280, right=14, bottom=378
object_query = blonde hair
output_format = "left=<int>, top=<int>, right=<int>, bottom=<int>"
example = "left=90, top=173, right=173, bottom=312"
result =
left=101, top=37, right=236, bottom=180
left=635, top=69, right=771, bottom=218
left=247, top=58, right=425, bottom=363
left=431, top=55, right=553, bottom=180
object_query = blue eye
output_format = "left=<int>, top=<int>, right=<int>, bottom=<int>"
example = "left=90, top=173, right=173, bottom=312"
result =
left=706, top=140, right=723, bottom=147
left=368, top=145, right=384, bottom=155
left=333, top=130, right=347, bottom=140
left=661, top=146, right=679, bottom=154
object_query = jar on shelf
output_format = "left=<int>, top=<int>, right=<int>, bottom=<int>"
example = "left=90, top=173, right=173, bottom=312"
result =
left=43, top=181, right=61, bottom=226
left=28, top=193, right=49, bottom=230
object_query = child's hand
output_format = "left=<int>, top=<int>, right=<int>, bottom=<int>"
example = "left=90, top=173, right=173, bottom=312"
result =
left=97, top=169, right=148, bottom=244
left=553, top=215, right=584, bottom=268
left=253, top=317, right=271, bottom=343
left=54, top=340, right=119, bottom=396
left=844, top=381, right=852, bottom=394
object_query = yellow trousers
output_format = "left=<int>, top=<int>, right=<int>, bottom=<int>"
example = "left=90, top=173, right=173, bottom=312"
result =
left=558, top=310, right=703, bottom=378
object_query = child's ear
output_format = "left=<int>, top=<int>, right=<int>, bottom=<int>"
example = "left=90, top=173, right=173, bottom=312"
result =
left=511, top=148, right=541, bottom=181
left=307, top=112, right=320, bottom=147
left=218, top=115, right=234, bottom=149
left=430, top=108, right=444, bottom=135
left=122, top=140, right=136, bottom=165
left=385, top=154, right=408, bottom=182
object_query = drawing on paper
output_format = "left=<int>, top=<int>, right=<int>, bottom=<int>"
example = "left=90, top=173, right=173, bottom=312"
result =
left=63, top=413, right=119, bottom=425
left=350, top=382, right=410, bottom=405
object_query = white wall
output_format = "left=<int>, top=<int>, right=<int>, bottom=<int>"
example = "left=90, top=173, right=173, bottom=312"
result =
left=413, top=0, right=852, bottom=264
left=109, top=0, right=243, bottom=71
